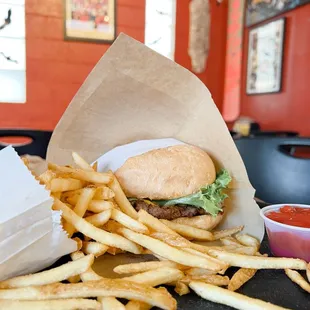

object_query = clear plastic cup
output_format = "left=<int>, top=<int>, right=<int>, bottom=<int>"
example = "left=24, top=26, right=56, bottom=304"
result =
left=260, top=204, right=310, bottom=262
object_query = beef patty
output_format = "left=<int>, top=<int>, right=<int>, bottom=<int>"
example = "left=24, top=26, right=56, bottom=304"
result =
left=131, top=199, right=208, bottom=220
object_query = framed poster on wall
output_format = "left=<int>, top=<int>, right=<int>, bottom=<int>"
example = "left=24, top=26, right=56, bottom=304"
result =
left=64, top=0, right=116, bottom=43
left=246, top=0, right=310, bottom=27
left=246, top=18, right=285, bottom=95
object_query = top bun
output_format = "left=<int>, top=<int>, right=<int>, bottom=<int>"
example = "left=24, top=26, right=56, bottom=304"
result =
left=115, top=144, right=216, bottom=200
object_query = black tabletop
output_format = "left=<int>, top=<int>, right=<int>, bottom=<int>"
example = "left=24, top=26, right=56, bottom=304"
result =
left=158, top=235, right=310, bottom=310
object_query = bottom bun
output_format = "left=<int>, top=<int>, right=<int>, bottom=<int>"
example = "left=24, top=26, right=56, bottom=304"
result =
left=171, top=212, right=223, bottom=231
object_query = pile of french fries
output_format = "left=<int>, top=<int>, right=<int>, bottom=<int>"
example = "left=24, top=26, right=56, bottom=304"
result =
left=2, top=152, right=310, bottom=310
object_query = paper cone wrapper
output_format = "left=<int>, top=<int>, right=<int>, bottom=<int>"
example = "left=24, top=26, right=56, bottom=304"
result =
left=46, top=33, right=264, bottom=275
left=0, top=146, right=77, bottom=281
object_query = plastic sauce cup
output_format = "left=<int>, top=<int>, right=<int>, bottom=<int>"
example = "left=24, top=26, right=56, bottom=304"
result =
left=260, top=204, right=310, bottom=262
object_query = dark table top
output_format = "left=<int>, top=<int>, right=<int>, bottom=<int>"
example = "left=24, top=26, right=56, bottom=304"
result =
left=157, top=235, right=310, bottom=310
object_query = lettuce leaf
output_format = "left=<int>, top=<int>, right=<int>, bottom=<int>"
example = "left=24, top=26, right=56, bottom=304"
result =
left=154, top=169, right=232, bottom=216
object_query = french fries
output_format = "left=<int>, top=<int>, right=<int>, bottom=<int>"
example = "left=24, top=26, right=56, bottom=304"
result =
left=48, top=163, right=112, bottom=184
left=85, top=209, right=112, bottom=227
left=123, top=268, right=184, bottom=287
left=138, top=210, right=178, bottom=236
left=114, top=261, right=186, bottom=275
left=50, top=178, right=85, bottom=193
left=228, top=268, right=257, bottom=291
left=285, top=269, right=310, bottom=293
left=0, top=254, right=94, bottom=289
left=112, top=209, right=149, bottom=234
left=9, top=152, right=308, bottom=310
left=182, top=274, right=230, bottom=286
left=107, top=172, right=138, bottom=219
left=119, top=227, right=222, bottom=271
left=189, top=281, right=289, bottom=310
left=72, top=152, right=94, bottom=171
left=212, top=226, right=244, bottom=240
left=160, top=219, right=214, bottom=241
left=0, top=280, right=177, bottom=310
left=235, top=233, right=260, bottom=251
left=64, top=187, right=96, bottom=237
left=208, top=250, right=307, bottom=270
left=0, top=299, right=101, bottom=310
left=126, top=301, right=151, bottom=310
left=99, top=297, right=125, bottom=310
left=82, top=242, right=109, bottom=257
left=53, top=199, right=142, bottom=254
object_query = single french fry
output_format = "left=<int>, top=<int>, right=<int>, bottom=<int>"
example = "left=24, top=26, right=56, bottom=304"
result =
left=126, top=301, right=152, bottom=310
left=189, top=281, right=289, bottom=310
left=98, top=296, right=125, bottom=310
left=0, top=254, right=94, bottom=288
left=85, top=209, right=111, bottom=227
left=50, top=178, right=85, bottom=193
left=119, top=228, right=222, bottom=271
left=64, top=187, right=96, bottom=237
left=114, top=261, right=186, bottom=274
left=221, top=245, right=257, bottom=256
left=150, top=232, right=190, bottom=248
left=0, top=281, right=177, bottom=310
left=123, top=267, right=184, bottom=287
left=138, top=210, right=178, bottom=236
left=160, top=219, right=214, bottom=241
left=307, top=263, right=310, bottom=283
left=107, top=172, right=138, bottom=219
left=175, top=281, right=190, bottom=296
left=228, top=268, right=257, bottom=291
left=209, top=250, right=307, bottom=270
left=285, top=269, right=310, bottom=293
left=53, top=199, right=142, bottom=254
left=112, top=209, right=149, bottom=234
left=82, top=242, right=109, bottom=257
left=94, top=186, right=115, bottom=200
left=220, top=237, right=243, bottom=247
left=185, top=268, right=217, bottom=276
left=182, top=274, right=230, bottom=286
left=38, top=170, right=56, bottom=186
left=182, top=248, right=228, bottom=270
left=88, top=200, right=114, bottom=213
left=48, top=163, right=112, bottom=184
left=235, top=233, right=260, bottom=251
left=72, top=152, right=93, bottom=171
left=212, top=226, right=244, bottom=240
left=0, top=299, right=101, bottom=310
left=70, top=252, right=102, bottom=282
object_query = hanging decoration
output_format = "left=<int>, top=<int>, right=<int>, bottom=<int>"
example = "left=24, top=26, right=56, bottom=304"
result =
left=188, top=0, right=211, bottom=74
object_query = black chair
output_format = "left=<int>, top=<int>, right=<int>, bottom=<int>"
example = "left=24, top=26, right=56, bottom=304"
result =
left=235, top=137, right=310, bottom=205
left=0, top=129, right=52, bottom=159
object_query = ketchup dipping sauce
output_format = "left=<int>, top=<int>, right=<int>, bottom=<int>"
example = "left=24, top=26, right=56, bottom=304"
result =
left=260, top=204, right=310, bottom=262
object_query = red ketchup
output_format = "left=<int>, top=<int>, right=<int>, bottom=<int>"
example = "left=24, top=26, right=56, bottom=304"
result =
left=266, top=205, right=310, bottom=228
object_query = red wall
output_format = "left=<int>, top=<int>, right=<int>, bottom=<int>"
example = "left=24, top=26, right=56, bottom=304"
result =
left=0, top=0, right=145, bottom=130
left=241, top=4, right=310, bottom=136
left=175, top=0, right=228, bottom=111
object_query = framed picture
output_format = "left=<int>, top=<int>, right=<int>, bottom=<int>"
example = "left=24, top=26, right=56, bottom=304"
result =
left=246, top=0, right=310, bottom=27
left=64, top=0, right=116, bottom=43
left=246, top=18, right=285, bottom=95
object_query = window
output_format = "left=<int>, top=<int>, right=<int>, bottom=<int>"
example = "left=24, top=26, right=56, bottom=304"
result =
left=145, top=0, right=176, bottom=60
left=0, top=0, right=26, bottom=103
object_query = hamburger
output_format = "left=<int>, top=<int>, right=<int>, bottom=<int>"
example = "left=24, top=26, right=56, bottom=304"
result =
left=115, top=144, right=231, bottom=230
